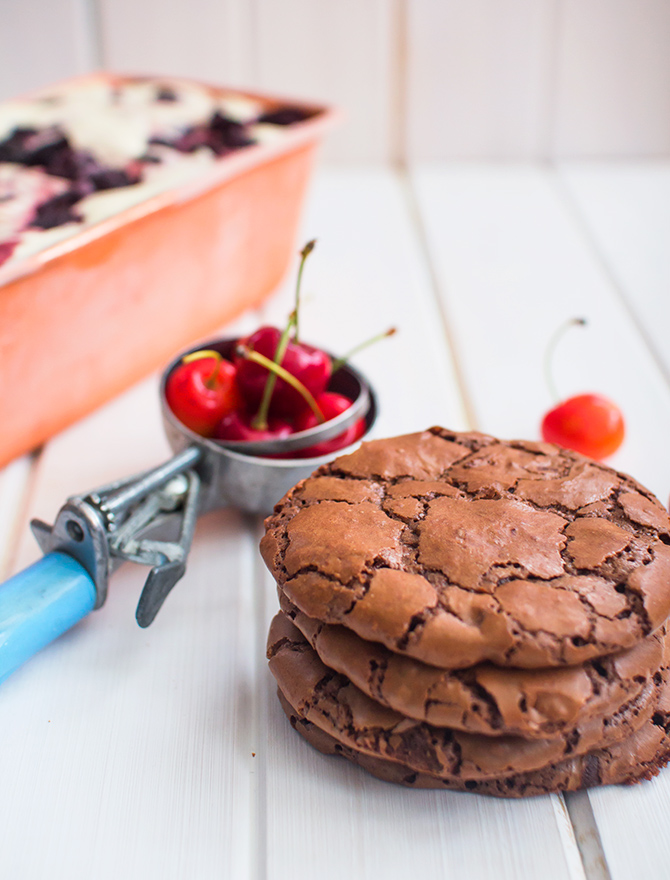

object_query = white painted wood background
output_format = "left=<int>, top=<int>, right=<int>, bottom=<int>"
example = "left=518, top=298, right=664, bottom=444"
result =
left=2, top=0, right=670, bottom=161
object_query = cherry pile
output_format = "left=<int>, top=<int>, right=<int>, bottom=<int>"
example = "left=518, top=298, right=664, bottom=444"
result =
left=540, top=318, right=624, bottom=460
left=166, top=241, right=391, bottom=459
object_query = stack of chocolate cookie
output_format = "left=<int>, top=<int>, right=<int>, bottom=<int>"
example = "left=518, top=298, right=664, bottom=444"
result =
left=261, top=429, right=670, bottom=796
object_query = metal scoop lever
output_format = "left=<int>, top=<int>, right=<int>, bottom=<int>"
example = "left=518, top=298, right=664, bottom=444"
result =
left=30, top=447, right=204, bottom=630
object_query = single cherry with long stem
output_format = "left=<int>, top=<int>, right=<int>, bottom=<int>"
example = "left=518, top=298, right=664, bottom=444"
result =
left=540, top=318, right=624, bottom=460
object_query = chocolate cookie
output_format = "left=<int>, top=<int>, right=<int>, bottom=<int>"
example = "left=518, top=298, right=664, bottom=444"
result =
left=267, top=614, right=665, bottom=781
left=278, top=687, right=670, bottom=797
left=261, top=429, right=670, bottom=668
left=279, top=593, right=667, bottom=739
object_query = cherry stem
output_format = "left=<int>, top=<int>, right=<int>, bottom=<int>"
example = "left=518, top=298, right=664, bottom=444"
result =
left=544, top=317, right=587, bottom=403
left=253, top=313, right=297, bottom=430
left=331, top=327, right=396, bottom=373
left=237, top=345, right=325, bottom=429
left=181, top=349, right=222, bottom=390
left=294, top=239, right=316, bottom=343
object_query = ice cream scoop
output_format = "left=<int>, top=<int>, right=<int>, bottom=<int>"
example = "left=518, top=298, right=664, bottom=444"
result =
left=0, top=337, right=376, bottom=685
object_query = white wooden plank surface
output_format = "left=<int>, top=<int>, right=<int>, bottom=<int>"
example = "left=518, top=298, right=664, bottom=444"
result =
left=0, top=373, right=261, bottom=878
left=405, top=0, right=556, bottom=160
left=258, top=168, right=584, bottom=880
left=582, top=778, right=670, bottom=880
left=5, top=2, right=670, bottom=160
left=5, top=0, right=394, bottom=160
left=100, top=0, right=396, bottom=162
left=0, top=0, right=97, bottom=101
left=553, top=0, right=670, bottom=158
left=555, top=161, right=670, bottom=879
left=410, top=162, right=670, bottom=503
left=254, top=0, right=396, bottom=163
left=98, top=0, right=255, bottom=88
left=559, top=161, right=670, bottom=389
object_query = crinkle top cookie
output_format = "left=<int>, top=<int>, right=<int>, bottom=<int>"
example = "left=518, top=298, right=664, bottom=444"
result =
left=267, top=613, right=665, bottom=780
left=260, top=429, right=670, bottom=669
left=279, top=595, right=667, bottom=738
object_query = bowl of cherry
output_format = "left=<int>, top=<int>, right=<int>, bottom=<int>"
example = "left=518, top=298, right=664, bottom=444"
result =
left=160, top=335, right=377, bottom=514
left=160, top=242, right=387, bottom=514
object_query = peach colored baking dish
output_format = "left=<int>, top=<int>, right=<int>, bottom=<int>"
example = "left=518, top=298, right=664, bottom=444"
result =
left=0, top=74, right=338, bottom=468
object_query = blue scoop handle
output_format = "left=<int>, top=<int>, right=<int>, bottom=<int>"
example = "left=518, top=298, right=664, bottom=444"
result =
left=0, top=552, right=97, bottom=684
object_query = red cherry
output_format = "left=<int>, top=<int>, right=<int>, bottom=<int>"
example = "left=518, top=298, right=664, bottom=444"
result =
left=214, top=410, right=293, bottom=443
left=165, top=353, right=242, bottom=437
left=234, top=326, right=331, bottom=417
left=293, top=392, right=367, bottom=458
left=541, top=394, right=625, bottom=460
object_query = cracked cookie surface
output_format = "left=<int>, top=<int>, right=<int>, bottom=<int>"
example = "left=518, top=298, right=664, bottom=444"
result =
left=267, top=614, right=666, bottom=781
left=279, top=593, right=667, bottom=739
left=261, top=429, right=670, bottom=668
left=278, top=686, right=670, bottom=797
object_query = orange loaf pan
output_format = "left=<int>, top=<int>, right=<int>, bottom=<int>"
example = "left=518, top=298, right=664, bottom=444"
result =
left=0, top=74, right=337, bottom=468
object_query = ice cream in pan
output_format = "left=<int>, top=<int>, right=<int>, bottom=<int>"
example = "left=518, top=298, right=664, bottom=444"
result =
left=0, top=75, right=318, bottom=270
